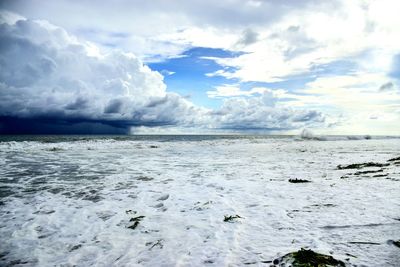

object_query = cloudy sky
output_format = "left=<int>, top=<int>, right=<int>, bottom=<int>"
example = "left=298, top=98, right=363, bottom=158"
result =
left=0, top=0, right=399, bottom=134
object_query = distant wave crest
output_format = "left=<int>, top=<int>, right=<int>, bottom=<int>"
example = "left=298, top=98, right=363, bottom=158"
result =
left=297, top=129, right=397, bottom=141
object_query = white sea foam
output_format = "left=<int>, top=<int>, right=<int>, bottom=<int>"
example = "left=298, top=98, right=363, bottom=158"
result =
left=0, top=137, right=399, bottom=266
left=298, top=129, right=386, bottom=141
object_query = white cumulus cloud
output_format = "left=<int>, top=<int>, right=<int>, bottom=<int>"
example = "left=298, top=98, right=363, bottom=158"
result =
left=0, top=11, right=327, bottom=133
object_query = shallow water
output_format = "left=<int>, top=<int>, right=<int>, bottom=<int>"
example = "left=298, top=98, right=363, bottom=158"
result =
left=0, top=136, right=399, bottom=266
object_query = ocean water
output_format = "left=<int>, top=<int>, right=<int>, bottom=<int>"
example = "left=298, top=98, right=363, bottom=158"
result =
left=0, top=135, right=399, bottom=266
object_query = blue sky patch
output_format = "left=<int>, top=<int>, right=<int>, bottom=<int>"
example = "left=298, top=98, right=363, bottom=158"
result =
left=149, top=47, right=243, bottom=108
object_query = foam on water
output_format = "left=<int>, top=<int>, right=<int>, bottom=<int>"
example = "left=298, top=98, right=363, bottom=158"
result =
left=0, top=137, right=399, bottom=266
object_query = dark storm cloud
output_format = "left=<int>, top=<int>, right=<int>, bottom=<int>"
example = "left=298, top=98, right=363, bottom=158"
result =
left=0, top=14, right=202, bottom=133
left=65, top=97, right=89, bottom=110
left=104, top=99, right=123, bottom=114
left=0, top=116, right=129, bottom=134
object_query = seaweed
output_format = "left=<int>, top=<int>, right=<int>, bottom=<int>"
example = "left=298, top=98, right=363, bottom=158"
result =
left=337, top=162, right=389, bottom=170
left=146, top=239, right=164, bottom=250
left=387, top=156, right=400, bottom=162
left=353, top=169, right=383, bottom=175
left=348, top=241, right=380, bottom=245
left=68, top=244, right=82, bottom=252
left=223, top=214, right=243, bottom=222
left=127, top=221, right=140, bottom=230
left=289, top=178, right=311, bottom=183
left=129, top=215, right=145, bottom=222
left=273, top=248, right=346, bottom=267
left=127, top=215, right=145, bottom=229
left=372, top=174, right=388, bottom=178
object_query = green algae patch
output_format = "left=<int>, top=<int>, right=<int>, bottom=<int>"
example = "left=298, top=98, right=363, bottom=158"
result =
left=272, top=248, right=346, bottom=267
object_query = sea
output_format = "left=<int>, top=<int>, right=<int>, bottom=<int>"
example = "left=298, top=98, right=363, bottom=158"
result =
left=0, top=135, right=399, bottom=266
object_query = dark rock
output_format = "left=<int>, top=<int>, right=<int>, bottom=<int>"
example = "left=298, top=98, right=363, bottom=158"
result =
left=372, top=174, right=388, bottom=178
left=353, top=169, right=383, bottom=175
left=289, top=178, right=311, bottom=183
left=387, top=239, right=400, bottom=248
left=68, top=244, right=82, bottom=252
left=47, top=147, right=64, bottom=152
left=348, top=241, right=380, bottom=245
left=272, top=248, right=345, bottom=267
left=387, top=156, right=400, bottom=162
left=337, top=162, right=389, bottom=170
left=243, top=261, right=257, bottom=265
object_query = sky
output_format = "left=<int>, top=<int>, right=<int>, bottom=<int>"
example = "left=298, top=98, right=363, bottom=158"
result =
left=0, top=0, right=399, bottom=135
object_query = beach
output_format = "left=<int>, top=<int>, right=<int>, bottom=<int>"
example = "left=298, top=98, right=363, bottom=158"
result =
left=0, top=136, right=399, bottom=266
